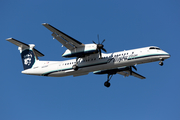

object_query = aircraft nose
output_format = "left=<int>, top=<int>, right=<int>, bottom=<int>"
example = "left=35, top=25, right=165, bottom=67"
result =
left=164, top=52, right=171, bottom=59
left=167, top=54, right=171, bottom=58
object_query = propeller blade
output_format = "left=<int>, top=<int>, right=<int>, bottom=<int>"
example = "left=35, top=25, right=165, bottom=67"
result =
left=132, top=66, right=137, bottom=71
left=129, top=66, right=137, bottom=75
left=94, top=34, right=107, bottom=57
left=97, top=34, right=100, bottom=44
left=129, top=66, right=132, bottom=75
left=101, top=39, right=105, bottom=44
left=99, top=48, right=102, bottom=59
left=92, top=41, right=96, bottom=44
left=101, top=47, right=107, bottom=52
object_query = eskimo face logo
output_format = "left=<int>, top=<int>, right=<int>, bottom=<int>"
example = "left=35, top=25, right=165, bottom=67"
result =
left=21, top=49, right=35, bottom=70
left=24, top=53, right=32, bottom=66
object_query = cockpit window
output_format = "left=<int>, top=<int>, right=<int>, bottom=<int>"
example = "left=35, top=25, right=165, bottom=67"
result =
left=149, top=47, right=156, bottom=49
left=149, top=47, right=161, bottom=50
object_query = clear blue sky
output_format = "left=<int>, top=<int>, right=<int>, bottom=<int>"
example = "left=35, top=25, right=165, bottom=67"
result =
left=1, top=0, right=179, bottom=120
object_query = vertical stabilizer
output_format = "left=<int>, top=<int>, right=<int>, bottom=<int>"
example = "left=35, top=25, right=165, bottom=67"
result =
left=19, top=44, right=36, bottom=70
left=6, top=38, right=44, bottom=70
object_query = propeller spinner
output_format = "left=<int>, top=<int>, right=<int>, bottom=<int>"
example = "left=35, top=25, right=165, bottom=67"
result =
left=93, top=35, right=107, bottom=59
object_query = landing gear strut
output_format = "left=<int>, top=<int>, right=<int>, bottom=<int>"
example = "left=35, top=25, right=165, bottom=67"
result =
left=104, top=74, right=113, bottom=88
left=73, top=57, right=80, bottom=71
left=159, top=59, right=164, bottom=66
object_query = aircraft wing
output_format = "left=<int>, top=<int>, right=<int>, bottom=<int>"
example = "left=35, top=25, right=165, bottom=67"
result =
left=42, top=23, right=84, bottom=50
left=117, top=70, right=146, bottom=79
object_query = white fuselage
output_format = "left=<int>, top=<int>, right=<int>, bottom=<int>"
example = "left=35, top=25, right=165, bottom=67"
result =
left=22, top=46, right=170, bottom=77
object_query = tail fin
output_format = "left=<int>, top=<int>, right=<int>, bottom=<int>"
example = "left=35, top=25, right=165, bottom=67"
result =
left=6, top=38, right=44, bottom=70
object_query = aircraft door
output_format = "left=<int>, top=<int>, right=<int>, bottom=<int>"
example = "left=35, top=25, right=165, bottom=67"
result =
left=129, top=52, right=135, bottom=60
left=57, top=63, right=62, bottom=72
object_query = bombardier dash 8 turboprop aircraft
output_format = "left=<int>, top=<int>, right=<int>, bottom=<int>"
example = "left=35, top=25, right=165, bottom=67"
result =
left=6, top=23, right=170, bottom=87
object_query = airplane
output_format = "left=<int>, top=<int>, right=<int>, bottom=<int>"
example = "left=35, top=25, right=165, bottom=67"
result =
left=6, top=23, right=171, bottom=87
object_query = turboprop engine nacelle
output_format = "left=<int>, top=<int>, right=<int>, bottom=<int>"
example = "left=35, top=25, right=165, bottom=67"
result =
left=62, top=44, right=98, bottom=58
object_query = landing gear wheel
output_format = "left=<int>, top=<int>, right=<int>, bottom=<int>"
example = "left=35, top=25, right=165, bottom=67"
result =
left=72, top=65, right=78, bottom=71
left=104, top=81, right=111, bottom=88
left=159, top=61, right=163, bottom=66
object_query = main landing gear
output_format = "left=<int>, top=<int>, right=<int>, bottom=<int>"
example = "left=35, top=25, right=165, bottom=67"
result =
left=72, top=57, right=80, bottom=71
left=72, top=64, right=78, bottom=71
left=159, top=58, right=164, bottom=66
left=104, top=74, right=114, bottom=88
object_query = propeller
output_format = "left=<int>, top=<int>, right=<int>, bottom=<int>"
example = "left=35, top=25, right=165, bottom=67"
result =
left=93, top=34, right=107, bottom=59
left=129, top=65, right=137, bottom=75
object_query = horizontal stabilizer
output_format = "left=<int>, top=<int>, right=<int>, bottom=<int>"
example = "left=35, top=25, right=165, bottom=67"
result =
left=6, top=38, right=44, bottom=57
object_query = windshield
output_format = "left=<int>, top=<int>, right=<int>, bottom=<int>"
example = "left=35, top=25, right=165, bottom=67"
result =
left=149, top=47, right=161, bottom=50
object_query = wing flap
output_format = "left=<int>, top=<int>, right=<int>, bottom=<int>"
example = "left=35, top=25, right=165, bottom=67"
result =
left=51, top=33, right=74, bottom=50
left=6, top=38, right=44, bottom=57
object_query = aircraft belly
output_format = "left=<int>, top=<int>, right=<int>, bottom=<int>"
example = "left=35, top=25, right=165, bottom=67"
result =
left=48, top=71, right=72, bottom=77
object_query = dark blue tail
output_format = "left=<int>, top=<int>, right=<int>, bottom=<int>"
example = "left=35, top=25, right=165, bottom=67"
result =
left=21, top=49, right=36, bottom=70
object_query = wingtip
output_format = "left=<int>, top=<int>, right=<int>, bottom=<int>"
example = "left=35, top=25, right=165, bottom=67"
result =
left=6, top=38, right=14, bottom=41
left=42, top=23, right=48, bottom=26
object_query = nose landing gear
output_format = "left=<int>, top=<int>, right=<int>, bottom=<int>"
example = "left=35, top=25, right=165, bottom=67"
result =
left=159, top=61, right=163, bottom=66
left=159, top=58, right=164, bottom=66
